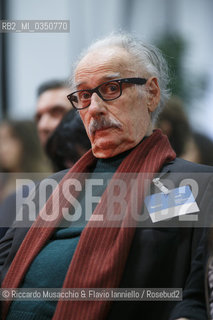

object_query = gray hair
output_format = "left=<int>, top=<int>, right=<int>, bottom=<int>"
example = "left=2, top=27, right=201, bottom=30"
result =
left=73, top=32, right=170, bottom=122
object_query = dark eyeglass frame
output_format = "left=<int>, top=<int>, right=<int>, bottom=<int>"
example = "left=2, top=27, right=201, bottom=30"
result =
left=67, top=77, right=147, bottom=110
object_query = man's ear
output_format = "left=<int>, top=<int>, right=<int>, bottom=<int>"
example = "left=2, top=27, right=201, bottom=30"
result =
left=146, top=77, right=160, bottom=112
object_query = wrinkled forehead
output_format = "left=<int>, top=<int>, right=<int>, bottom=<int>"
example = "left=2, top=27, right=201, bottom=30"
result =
left=74, top=47, right=138, bottom=86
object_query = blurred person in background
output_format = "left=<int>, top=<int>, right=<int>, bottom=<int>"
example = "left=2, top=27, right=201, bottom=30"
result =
left=0, top=79, right=76, bottom=238
left=35, top=79, right=72, bottom=147
left=0, top=120, right=51, bottom=237
left=192, top=131, right=213, bottom=166
left=155, top=96, right=195, bottom=158
left=0, top=120, right=51, bottom=202
left=155, top=96, right=213, bottom=166
left=45, top=109, right=91, bottom=171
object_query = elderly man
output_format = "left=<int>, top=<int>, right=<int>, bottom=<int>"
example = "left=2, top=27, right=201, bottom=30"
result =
left=0, top=33, right=213, bottom=320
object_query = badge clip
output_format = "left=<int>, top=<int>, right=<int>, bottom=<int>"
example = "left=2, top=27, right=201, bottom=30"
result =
left=152, top=178, right=170, bottom=194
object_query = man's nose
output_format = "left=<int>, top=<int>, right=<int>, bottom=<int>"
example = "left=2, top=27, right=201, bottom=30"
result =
left=37, top=113, right=52, bottom=131
left=87, top=92, right=107, bottom=116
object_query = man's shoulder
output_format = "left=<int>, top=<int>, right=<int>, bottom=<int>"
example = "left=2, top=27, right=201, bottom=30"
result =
left=163, top=157, right=213, bottom=173
left=44, top=168, right=70, bottom=183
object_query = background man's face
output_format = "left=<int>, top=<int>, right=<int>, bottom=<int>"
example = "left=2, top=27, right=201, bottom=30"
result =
left=35, top=87, right=71, bottom=146
left=76, top=47, right=159, bottom=158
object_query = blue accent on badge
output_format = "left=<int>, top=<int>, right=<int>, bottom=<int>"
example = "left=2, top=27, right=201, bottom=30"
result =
left=145, top=185, right=195, bottom=214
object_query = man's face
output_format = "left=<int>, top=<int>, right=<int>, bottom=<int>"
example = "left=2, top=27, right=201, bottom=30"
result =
left=35, top=88, right=71, bottom=146
left=75, top=47, right=160, bottom=158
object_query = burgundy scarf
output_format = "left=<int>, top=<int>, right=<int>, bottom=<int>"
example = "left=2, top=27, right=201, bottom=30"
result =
left=2, top=129, right=175, bottom=320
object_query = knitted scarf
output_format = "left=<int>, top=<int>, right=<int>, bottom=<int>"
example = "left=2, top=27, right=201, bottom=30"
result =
left=1, top=129, right=176, bottom=320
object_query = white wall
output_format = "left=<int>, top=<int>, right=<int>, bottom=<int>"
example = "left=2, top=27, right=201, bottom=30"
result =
left=6, top=0, right=72, bottom=118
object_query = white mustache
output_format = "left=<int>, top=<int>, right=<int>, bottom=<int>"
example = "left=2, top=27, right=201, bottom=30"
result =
left=89, top=116, right=122, bottom=136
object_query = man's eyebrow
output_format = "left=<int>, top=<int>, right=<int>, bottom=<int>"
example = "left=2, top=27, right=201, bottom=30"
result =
left=34, top=112, right=41, bottom=121
left=104, top=73, right=121, bottom=80
left=75, top=73, right=121, bottom=89
left=50, top=105, right=67, bottom=110
left=34, top=105, right=66, bottom=119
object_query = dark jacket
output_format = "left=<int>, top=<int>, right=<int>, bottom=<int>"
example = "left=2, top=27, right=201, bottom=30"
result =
left=0, top=159, right=213, bottom=320
left=169, top=229, right=213, bottom=320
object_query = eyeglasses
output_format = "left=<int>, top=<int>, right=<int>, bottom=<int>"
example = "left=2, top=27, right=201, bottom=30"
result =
left=67, top=77, right=147, bottom=110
